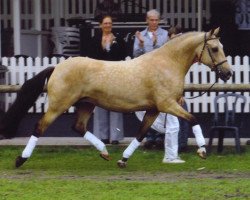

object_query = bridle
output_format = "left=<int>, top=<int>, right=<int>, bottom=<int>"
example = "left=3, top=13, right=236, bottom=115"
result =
left=186, top=33, right=228, bottom=100
left=198, top=33, right=228, bottom=72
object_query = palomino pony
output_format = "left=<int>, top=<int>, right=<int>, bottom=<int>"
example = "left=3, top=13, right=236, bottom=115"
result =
left=14, top=27, right=232, bottom=168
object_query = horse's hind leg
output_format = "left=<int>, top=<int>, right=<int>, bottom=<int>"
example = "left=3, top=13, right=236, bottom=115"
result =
left=117, top=110, right=159, bottom=168
left=159, top=101, right=206, bottom=159
left=73, top=101, right=111, bottom=161
left=15, top=99, right=75, bottom=168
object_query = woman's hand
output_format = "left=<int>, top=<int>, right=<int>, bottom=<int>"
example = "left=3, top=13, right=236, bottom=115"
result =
left=102, top=33, right=115, bottom=51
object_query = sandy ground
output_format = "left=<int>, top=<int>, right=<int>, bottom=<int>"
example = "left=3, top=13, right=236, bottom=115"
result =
left=1, top=171, right=250, bottom=182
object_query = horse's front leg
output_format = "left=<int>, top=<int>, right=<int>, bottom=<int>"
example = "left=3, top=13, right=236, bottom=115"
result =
left=117, top=110, right=159, bottom=168
left=73, top=101, right=111, bottom=161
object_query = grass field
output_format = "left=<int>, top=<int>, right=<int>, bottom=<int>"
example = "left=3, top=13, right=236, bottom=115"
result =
left=0, top=145, right=250, bottom=200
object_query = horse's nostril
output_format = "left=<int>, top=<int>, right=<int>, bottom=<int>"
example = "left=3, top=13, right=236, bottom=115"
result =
left=224, top=70, right=233, bottom=80
left=227, top=71, right=232, bottom=77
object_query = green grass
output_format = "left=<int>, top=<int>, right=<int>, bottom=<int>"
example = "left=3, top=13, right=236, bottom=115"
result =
left=0, top=146, right=250, bottom=200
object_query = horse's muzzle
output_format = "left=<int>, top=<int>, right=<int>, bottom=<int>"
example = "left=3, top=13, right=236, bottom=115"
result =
left=217, top=66, right=233, bottom=82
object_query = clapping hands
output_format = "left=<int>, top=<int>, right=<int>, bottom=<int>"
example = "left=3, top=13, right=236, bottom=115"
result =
left=135, top=31, right=144, bottom=48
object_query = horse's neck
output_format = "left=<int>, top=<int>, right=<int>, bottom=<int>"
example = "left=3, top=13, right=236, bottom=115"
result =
left=161, top=32, right=204, bottom=76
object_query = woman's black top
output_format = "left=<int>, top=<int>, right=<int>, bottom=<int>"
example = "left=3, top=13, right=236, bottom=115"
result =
left=87, top=32, right=127, bottom=61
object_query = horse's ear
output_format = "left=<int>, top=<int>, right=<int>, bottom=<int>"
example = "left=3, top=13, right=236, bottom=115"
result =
left=208, top=27, right=220, bottom=37
left=213, top=27, right=220, bottom=36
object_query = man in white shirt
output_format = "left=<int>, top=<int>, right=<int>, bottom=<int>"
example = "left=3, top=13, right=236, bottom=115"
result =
left=132, top=12, right=206, bottom=163
left=133, top=9, right=169, bottom=58
left=132, top=10, right=184, bottom=163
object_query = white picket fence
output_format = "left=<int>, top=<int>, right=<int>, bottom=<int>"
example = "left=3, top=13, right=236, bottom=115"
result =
left=185, top=56, right=250, bottom=113
left=0, top=56, right=74, bottom=113
left=1, top=56, right=250, bottom=114
left=1, top=0, right=210, bottom=30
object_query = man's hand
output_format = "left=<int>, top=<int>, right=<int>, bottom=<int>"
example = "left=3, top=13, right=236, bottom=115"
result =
left=135, top=31, right=144, bottom=48
left=152, top=31, right=157, bottom=46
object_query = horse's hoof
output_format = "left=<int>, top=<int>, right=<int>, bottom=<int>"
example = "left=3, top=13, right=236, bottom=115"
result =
left=197, top=147, right=207, bottom=159
left=15, top=156, right=28, bottom=168
left=100, top=153, right=111, bottom=161
left=117, top=160, right=127, bottom=168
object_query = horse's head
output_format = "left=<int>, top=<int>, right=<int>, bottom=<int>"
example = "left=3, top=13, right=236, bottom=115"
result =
left=197, top=27, right=232, bottom=82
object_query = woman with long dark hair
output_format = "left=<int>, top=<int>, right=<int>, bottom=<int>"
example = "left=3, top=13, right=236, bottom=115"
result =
left=87, top=15, right=128, bottom=144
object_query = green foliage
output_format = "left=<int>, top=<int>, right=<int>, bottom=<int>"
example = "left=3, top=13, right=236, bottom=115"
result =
left=0, top=146, right=250, bottom=200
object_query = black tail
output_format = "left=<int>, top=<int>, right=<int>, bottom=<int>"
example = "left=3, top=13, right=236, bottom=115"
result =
left=0, top=66, right=55, bottom=139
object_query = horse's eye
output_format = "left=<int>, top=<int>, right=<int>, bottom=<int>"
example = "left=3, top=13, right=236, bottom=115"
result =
left=212, top=47, right=219, bottom=52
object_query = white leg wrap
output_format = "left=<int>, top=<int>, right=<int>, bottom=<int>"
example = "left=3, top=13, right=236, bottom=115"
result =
left=123, top=138, right=141, bottom=159
left=83, top=131, right=106, bottom=152
left=192, top=125, right=206, bottom=147
left=22, top=135, right=38, bottom=158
